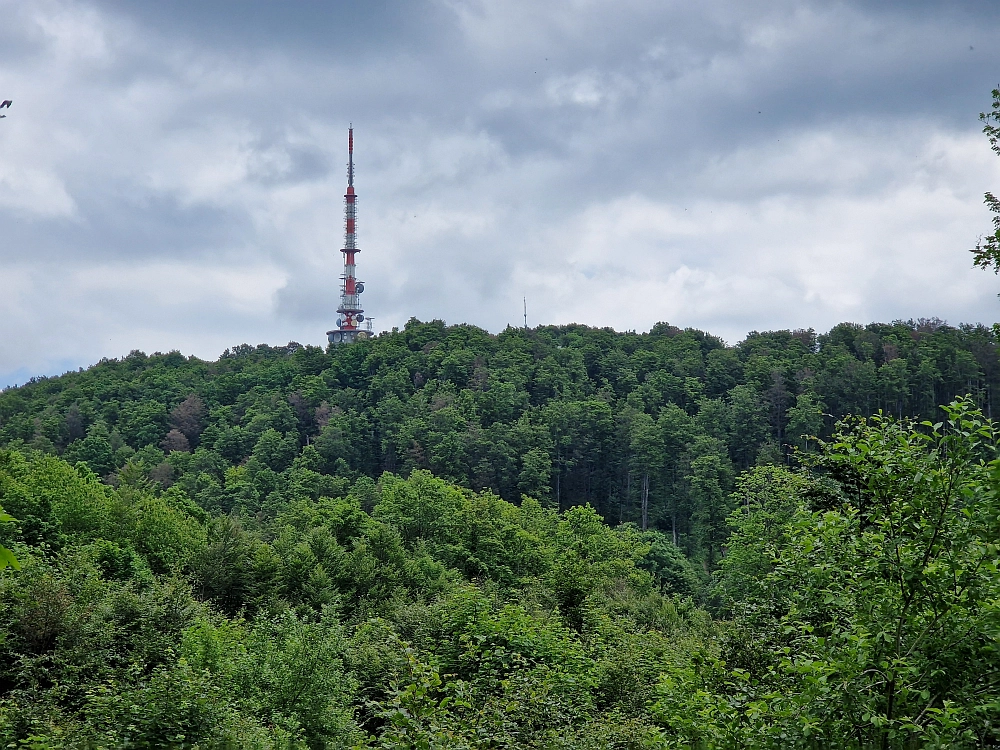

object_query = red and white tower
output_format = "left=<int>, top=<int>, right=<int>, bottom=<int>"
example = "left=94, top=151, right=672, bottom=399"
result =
left=327, top=126, right=370, bottom=345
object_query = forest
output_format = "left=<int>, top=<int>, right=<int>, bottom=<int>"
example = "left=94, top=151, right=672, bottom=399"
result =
left=0, top=316, right=998, bottom=748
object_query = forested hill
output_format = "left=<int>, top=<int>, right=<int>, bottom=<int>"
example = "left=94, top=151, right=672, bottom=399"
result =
left=2, top=318, right=1000, bottom=747
left=0, top=317, right=996, bottom=564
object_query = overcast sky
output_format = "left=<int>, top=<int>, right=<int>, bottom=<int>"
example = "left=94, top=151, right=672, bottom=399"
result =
left=1, top=0, right=999, bottom=386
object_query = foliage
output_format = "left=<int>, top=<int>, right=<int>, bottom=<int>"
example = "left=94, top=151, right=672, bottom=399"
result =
left=973, top=86, right=1000, bottom=273
left=0, top=505, right=17, bottom=571
left=1, top=320, right=1000, bottom=746
left=2, top=318, right=996, bottom=565
left=674, top=399, right=1000, bottom=748
left=0, top=446, right=706, bottom=747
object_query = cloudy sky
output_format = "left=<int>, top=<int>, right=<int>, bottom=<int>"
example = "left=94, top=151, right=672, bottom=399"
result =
left=1, top=0, right=999, bottom=386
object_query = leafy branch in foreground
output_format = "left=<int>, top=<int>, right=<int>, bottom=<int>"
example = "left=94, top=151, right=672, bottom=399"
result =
left=661, top=398, right=1000, bottom=749
left=972, top=86, right=1000, bottom=272
left=0, top=505, right=17, bottom=570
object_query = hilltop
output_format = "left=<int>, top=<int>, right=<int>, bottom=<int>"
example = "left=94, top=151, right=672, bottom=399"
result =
left=0, top=317, right=995, bottom=563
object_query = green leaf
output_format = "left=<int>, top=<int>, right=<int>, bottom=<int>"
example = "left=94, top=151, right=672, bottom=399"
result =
left=0, top=545, right=19, bottom=571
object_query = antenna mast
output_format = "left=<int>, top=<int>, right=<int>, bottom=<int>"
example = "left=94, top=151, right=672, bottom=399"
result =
left=327, top=126, right=370, bottom=345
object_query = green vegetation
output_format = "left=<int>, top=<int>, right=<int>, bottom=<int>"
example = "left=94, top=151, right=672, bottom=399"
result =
left=0, top=505, right=16, bottom=571
left=973, top=86, right=1000, bottom=272
left=2, top=318, right=997, bottom=565
left=1, top=320, right=999, bottom=747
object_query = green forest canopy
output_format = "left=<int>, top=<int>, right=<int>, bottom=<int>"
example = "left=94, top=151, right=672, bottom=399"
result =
left=0, top=317, right=995, bottom=564
left=1, top=319, right=999, bottom=747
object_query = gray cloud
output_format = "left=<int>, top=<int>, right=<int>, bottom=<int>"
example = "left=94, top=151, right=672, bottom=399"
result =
left=1, top=0, right=1000, bottom=386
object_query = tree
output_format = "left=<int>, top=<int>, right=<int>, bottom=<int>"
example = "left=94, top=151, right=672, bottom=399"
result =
left=518, top=447, right=552, bottom=504
left=728, top=384, right=768, bottom=469
left=639, top=529, right=700, bottom=597
left=714, top=464, right=811, bottom=614
left=805, top=400, right=1000, bottom=746
left=252, top=428, right=298, bottom=473
left=118, top=400, right=169, bottom=448
left=657, top=404, right=698, bottom=544
left=160, top=428, right=191, bottom=453
left=972, top=87, right=1000, bottom=272
left=785, top=391, right=825, bottom=451
left=169, top=394, right=208, bottom=444
left=64, top=422, right=116, bottom=476
left=683, top=436, right=733, bottom=568
left=710, top=399, right=1000, bottom=747
left=629, top=411, right=663, bottom=531
left=64, top=403, right=85, bottom=444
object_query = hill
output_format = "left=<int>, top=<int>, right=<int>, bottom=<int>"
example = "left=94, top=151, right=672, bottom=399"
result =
left=0, top=319, right=998, bottom=747
left=1, top=317, right=996, bottom=565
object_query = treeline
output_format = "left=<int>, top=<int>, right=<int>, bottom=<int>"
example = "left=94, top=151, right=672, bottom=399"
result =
left=0, top=317, right=996, bottom=568
left=1, top=399, right=997, bottom=746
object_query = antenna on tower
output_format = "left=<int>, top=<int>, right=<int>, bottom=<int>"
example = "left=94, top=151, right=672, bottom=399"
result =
left=348, top=123, right=354, bottom=188
left=523, top=297, right=528, bottom=329
left=326, top=126, right=371, bottom=346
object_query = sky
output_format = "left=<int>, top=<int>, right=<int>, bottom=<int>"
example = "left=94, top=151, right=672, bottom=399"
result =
left=1, top=0, right=999, bottom=387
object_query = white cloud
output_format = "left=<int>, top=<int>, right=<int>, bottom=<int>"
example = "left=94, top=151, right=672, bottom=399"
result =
left=0, top=165, right=76, bottom=217
left=0, top=259, right=288, bottom=379
left=502, top=126, right=1000, bottom=341
left=1, top=0, right=999, bottom=386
